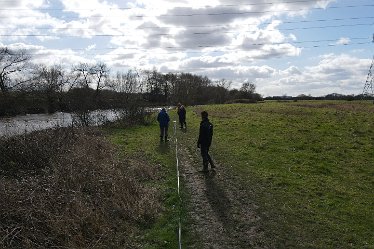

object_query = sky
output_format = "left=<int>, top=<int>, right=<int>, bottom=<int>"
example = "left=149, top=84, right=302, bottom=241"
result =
left=0, top=0, right=373, bottom=97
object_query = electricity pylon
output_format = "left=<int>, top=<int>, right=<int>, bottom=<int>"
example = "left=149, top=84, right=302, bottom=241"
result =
left=362, top=34, right=374, bottom=98
left=362, top=55, right=374, bottom=98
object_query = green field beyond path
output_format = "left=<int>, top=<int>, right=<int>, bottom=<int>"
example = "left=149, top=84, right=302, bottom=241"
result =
left=183, top=101, right=374, bottom=248
left=110, top=100, right=373, bottom=248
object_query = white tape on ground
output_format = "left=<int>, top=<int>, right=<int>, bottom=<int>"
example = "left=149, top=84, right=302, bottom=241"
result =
left=173, top=120, right=182, bottom=249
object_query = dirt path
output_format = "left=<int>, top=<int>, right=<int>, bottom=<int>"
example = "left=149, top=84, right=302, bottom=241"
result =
left=179, top=145, right=269, bottom=249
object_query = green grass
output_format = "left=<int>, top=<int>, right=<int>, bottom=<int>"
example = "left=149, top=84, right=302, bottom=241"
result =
left=185, top=101, right=374, bottom=248
left=106, top=113, right=192, bottom=248
left=104, top=101, right=373, bottom=248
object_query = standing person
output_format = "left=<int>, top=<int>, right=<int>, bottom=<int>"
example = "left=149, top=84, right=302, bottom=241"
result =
left=197, top=111, right=215, bottom=172
left=157, top=108, right=170, bottom=142
left=177, top=103, right=187, bottom=129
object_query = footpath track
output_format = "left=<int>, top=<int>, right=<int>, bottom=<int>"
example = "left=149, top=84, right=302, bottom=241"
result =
left=178, top=143, right=270, bottom=249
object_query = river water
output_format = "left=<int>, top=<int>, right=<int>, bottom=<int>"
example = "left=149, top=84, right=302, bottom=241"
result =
left=0, top=107, right=171, bottom=137
left=0, top=110, right=124, bottom=137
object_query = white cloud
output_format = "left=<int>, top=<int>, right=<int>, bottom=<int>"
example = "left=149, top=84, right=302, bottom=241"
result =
left=336, top=37, right=350, bottom=45
left=2, top=42, right=93, bottom=67
left=0, top=0, right=370, bottom=97
left=258, top=54, right=370, bottom=96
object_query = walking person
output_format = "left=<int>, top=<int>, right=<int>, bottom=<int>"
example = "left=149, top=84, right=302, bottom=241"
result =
left=177, top=103, right=187, bottom=129
left=197, top=111, right=215, bottom=172
left=157, top=108, right=170, bottom=142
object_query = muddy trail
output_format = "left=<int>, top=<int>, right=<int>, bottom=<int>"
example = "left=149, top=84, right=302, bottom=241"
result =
left=178, top=142, right=271, bottom=249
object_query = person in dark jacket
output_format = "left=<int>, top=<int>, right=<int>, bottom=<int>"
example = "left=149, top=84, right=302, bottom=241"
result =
left=177, top=103, right=186, bottom=129
left=157, top=108, right=170, bottom=142
left=197, top=111, right=215, bottom=171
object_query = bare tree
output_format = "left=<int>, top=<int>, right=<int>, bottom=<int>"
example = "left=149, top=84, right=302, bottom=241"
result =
left=239, top=82, right=262, bottom=100
left=143, top=69, right=166, bottom=103
left=71, top=62, right=110, bottom=98
left=0, top=47, right=31, bottom=93
left=34, top=65, right=65, bottom=91
left=69, top=63, right=96, bottom=126
left=113, top=69, right=149, bottom=124
left=90, top=62, right=110, bottom=96
left=33, top=65, right=66, bottom=113
left=214, top=79, right=232, bottom=103
left=115, top=69, right=141, bottom=95
left=216, top=78, right=232, bottom=90
left=176, top=73, right=211, bottom=105
left=240, top=82, right=256, bottom=95
left=72, top=63, right=92, bottom=89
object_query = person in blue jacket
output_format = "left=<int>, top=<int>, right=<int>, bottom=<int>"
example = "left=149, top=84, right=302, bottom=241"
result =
left=157, top=108, right=170, bottom=142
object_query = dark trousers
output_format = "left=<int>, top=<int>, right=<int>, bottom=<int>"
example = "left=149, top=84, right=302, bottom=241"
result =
left=200, top=145, right=214, bottom=170
left=160, top=125, right=168, bottom=141
left=179, top=117, right=186, bottom=128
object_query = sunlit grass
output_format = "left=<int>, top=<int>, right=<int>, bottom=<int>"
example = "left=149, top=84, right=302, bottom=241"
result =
left=184, top=101, right=374, bottom=248
left=106, top=112, right=191, bottom=249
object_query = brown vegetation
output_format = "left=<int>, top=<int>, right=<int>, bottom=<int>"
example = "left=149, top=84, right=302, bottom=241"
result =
left=0, top=128, right=161, bottom=248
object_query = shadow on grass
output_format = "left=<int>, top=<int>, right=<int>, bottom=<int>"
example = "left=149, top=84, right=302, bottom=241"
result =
left=157, top=140, right=171, bottom=154
left=203, top=170, right=232, bottom=229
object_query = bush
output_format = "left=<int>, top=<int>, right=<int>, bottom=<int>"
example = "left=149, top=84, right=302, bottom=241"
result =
left=110, top=106, right=153, bottom=127
left=0, top=128, right=160, bottom=248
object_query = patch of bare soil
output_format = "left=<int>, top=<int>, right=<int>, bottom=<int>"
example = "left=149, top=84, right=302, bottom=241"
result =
left=179, top=145, right=270, bottom=249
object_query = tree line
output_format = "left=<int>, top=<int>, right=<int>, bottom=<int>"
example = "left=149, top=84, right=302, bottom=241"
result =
left=0, top=47, right=261, bottom=116
left=265, top=93, right=371, bottom=101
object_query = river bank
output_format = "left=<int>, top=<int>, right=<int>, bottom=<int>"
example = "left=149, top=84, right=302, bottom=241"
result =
left=0, top=108, right=182, bottom=248
left=0, top=107, right=167, bottom=137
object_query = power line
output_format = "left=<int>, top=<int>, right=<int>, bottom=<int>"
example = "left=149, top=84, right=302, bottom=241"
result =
left=157, top=5, right=374, bottom=17
left=281, top=16, right=374, bottom=25
left=0, top=3, right=372, bottom=19
left=0, top=23, right=372, bottom=37
left=3, top=41, right=370, bottom=57
left=0, top=16, right=372, bottom=31
left=0, top=0, right=366, bottom=11
left=51, top=37, right=366, bottom=51
left=278, top=22, right=374, bottom=31
left=1, top=36, right=370, bottom=54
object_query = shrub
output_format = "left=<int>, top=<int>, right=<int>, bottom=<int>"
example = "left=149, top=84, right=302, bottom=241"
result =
left=0, top=128, right=160, bottom=248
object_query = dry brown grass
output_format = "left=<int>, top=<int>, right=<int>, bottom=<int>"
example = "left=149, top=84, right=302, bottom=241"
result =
left=0, top=128, right=161, bottom=248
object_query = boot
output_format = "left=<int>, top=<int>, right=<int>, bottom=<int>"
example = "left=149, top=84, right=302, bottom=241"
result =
left=201, top=162, right=209, bottom=172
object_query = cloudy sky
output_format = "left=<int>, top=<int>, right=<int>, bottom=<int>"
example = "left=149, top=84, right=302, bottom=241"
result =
left=0, top=0, right=373, bottom=96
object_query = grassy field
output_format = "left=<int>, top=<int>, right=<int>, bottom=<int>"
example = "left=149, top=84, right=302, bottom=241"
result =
left=1, top=100, right=372, bottom=248
left=107, top=100, right=373, bottom=248
left=180, top=100, right=374, bottom=248
left=107, top=120, right=191, bottom=248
